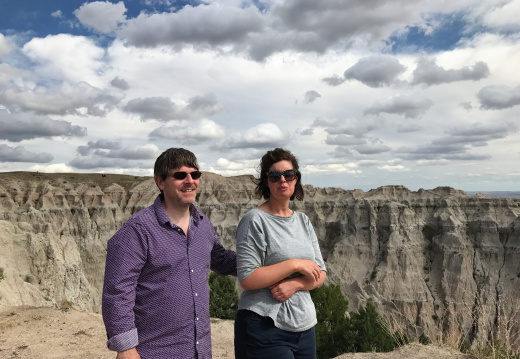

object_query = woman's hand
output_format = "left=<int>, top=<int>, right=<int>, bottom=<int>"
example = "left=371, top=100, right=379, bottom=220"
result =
left=269, top=280, right=300, bottom=302
left=294, top=259, right=322, bottom=282
left=269, top=270, right=326, bottom=301
left=239, top=258, right=322, bottom=291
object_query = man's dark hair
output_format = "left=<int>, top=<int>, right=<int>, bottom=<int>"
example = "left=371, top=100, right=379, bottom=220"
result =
left=154, top=148, right=199, bottom=180
left=255, top=148, right=304, bottom=201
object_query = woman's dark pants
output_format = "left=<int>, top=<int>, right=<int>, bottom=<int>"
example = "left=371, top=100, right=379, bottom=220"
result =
left=234, top=310, right=317, bottom=359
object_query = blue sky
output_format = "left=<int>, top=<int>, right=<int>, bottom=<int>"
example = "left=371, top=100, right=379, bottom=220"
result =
left=1, top=0, right=519, bottom=192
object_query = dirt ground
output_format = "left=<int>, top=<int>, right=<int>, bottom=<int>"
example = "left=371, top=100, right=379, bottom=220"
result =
left=0, top=306, right=474, bottom=359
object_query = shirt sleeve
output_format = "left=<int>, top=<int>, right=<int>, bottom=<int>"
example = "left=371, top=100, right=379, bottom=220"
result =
left=304, top=214, right=327, bottom=271
left=102, top=221, right=148, bottom=352
left=235, top=212, right=267, bottom=281
left=210, top=228, right=237, bottom=276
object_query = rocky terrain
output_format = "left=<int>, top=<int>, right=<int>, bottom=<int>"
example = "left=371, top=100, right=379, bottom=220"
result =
left=0, top=305, right=474, bottom=359
left=0, top=171, right=519, bottom=354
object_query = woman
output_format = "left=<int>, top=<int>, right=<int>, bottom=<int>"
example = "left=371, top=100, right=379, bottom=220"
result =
left=234, top=148, right=327, bottom=359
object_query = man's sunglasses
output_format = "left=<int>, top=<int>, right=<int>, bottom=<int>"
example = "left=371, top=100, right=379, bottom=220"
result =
left=267, top=170, right=297, bottom=183
left=170, top=171, right=202, bottom=180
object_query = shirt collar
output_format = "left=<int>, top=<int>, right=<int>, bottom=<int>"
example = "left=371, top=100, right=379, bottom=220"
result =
left=154, top=194, right=204, bottom=227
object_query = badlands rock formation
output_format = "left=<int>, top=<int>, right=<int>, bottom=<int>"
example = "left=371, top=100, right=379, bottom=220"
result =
left=0, top=171, right=519, bottom=349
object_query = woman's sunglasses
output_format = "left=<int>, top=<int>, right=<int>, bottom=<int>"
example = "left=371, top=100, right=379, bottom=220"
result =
left=267, top=170, right=297, bottom=183
left=170, top=171, right=202, bottom=180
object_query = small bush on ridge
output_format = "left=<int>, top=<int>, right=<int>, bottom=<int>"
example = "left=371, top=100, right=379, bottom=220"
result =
left=208, top=271, right=239, bottom=320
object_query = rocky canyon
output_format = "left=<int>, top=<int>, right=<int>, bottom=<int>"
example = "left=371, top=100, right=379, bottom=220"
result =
left=0, top=171, right=519, bottom=351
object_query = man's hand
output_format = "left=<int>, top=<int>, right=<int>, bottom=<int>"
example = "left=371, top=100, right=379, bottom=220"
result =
left=116, top=348, right=141, bottom=359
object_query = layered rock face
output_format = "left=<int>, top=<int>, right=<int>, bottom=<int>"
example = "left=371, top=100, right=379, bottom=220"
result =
left=0, top=171, right=519, bottom=347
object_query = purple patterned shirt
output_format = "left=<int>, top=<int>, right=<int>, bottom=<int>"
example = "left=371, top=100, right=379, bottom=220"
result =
left=102, top=195, right=236, bottom=359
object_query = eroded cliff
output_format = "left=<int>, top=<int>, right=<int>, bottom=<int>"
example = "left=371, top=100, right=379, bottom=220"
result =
left=0, top=171, right=518, bottom=347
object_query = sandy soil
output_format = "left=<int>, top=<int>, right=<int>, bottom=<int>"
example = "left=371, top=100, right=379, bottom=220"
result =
left=0, top=306, right=474, bottom=359
left=0, top=306, right=234, bottom=359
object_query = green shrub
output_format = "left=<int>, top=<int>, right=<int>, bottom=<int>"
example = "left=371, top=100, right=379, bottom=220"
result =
left=344, top=301, right=399, bottom=353
left=419, top=333, right=431, bottom=345
left=208, top=271, right=238, bottom=320
left=0, top=268, right=4, bottom=282
left=311, top=284, right=410, bottom=358
left=311, top=283, right=350, bottom=359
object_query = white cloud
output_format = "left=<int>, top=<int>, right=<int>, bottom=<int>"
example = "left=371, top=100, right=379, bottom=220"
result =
left=0, top=33, right=12, bottom=57
left=149, top=119, right=226, bottom=143
left=378, top=164, right=408, bottom=172
left=74, top=1, right=127, bottom=33
left=0, top=81, right=124, bottom=116
left=51, top=10, right=63, bottom=18
left=482, top=0, right=520, bottom=30
left=365, top=94, right=434, bottom=119
left=303, top=163, right=361, bottom=175
left=30, top=163, right=74, bottom=173
left=477, top=85, right=520, bottom=110
left=0, top=64, right=28, bottom=86
left=22, top=34, right=106, bottom=85
left=1, top=1, right=520, bottom=192
left=214, top=123, right=290, bottom=150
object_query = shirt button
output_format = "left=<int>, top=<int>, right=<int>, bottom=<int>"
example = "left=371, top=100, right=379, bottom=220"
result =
left=196, top=341, right=199, bottom=345
left=191, top=269, right=194, bottom=273
left=195, top=293, right=198, bottom=296
left=196, top=317, right=199, bottom=321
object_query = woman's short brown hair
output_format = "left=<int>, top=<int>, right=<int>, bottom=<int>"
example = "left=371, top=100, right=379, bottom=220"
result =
left=255, top=148, right=304, bottom=201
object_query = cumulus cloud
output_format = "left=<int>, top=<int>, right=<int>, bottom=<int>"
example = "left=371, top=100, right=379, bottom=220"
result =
left=365, top=95, right=434, bottom=119
left=149, top=119, right=225, bottom=144
left=396, top=143, right=480, bottom=161
left=74, top=1, right=127, bottom=34
left=110, top=76, right=130, bottom=90
left=77, top=139, right=123, bottom=156
left=23, top=34, right=106, bottom=83
left=124, top=93, right=222, bottom=121
left=0, top=81, right=123, bottom=116
left=214, top=123, right=289, bottom=150
left=435, top=122, right=517, bottom=145
left=353, top=141, right=391, bottom=155
left=69, top=156, right=137, bottom=169
left=115, top=1, right=473, bottom=61
left=30, top=163, right=74, bottom=173
left=0, top=63, right=27, bottom=86
left=477, top=85, right=520, bottom=110
left=304, top=163, right=361, bottom=175
left=321, top=75, right=345, bottom=87
left=378, top=164, right=408, bottom=172
left=101, top=145, right=160, bottom=160
left=482, top=0, right=520, bottom=31
left=51, top=10, right=63, bottom=18
left=0, top=33, right=12, bottom=57
left=397, top=122, right=517, bottom=161
left=0, top=144, right=53, bottom=163
left=311, top=117, right=383, bottom=137
left=0, top=112, right=87, bottom=142
left=325, top=134, right=390, bottom=155
left=343, top=55, right=407, bottom=88
left=411, top=57, right=490, bottom=86
left=69, top=144, right=160, bottom=169
left=303, top=90, right=321, bottom=104
left=325, top=134, right=366, bottom=146
left=119, top=4, right=264, bottom=50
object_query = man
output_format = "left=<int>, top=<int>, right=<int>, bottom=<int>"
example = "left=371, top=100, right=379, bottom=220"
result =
left=102, top=148, right=237, bottom=359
